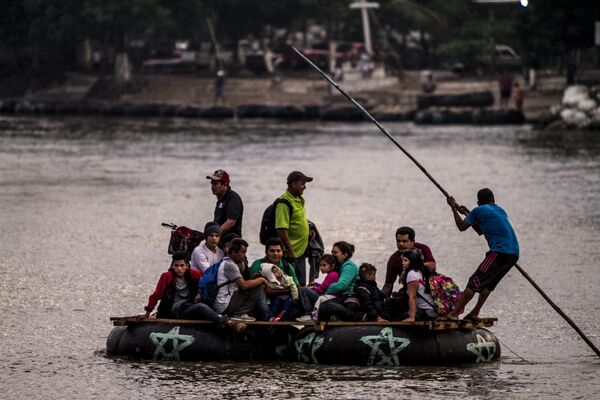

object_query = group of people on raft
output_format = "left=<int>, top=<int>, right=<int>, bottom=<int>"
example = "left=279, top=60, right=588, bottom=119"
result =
left=139, top=169, right=520, bottom=333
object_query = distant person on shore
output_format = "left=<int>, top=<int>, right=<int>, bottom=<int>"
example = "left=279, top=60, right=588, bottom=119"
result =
left=333, top=60, right=344, bottom=82
left=276, top=171, right=314, bottom=286
left=420, top=70, right=436, bottom=93
left=498, top=71, right=513, bottom=109
left=206, top=169, right=243, bottom=237
left=190, top=222, right=224, bottom=272
left=271, top=55, right=284, bottom=88
left=446, top=188, right=519, bottom=321
left=513, top=82, right=524, bottom=111
left=358, top=51, right=374, bottom=78
left=382, top=226, right=436, bottom=298
left=214, top=69, right=225, bottom=105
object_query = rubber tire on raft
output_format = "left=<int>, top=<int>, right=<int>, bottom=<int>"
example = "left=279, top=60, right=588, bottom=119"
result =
left=292, top=325, right=500, bottom=366
left=106, top=323, right=296, bottom=361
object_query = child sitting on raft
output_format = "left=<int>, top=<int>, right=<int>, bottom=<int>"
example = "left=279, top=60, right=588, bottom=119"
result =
left=401, top=248, right=438, bottom=322
left=261, top=263, right=299, bottom=322
left=308, top=254, right=340, bottom=320
left=297, top=254, right=339, bottom=322
left=349, top=263, right=389, bottom=322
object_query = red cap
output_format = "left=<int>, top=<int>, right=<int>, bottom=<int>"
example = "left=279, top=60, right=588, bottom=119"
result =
left=206, top=169, right=230, bottom=184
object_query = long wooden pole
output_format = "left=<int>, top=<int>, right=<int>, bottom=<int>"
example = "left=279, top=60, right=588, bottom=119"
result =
left=290, top=46, right=600, bottom=359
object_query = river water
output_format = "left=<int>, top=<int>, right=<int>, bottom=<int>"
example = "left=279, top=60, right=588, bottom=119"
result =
left=0, top=115, right=599, bottom=399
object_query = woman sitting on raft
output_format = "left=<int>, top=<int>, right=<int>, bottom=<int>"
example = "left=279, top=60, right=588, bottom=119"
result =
left=401, top=248, right=438, bottom=322
left=315, top=241, right=360, bottom=321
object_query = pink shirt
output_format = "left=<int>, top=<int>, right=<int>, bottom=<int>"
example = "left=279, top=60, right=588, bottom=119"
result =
left=312, top=271, right=340, bottom=295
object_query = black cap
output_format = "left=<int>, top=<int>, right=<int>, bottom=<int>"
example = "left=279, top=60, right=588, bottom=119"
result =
left=287, top=171, right=313, bottom=184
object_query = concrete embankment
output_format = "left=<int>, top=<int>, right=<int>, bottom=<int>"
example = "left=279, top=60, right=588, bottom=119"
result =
left=0, top=72, right=560, bottom=125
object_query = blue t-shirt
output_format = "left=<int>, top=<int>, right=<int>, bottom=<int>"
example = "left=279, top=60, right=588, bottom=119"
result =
left=466, top=204, right=519, bottom=256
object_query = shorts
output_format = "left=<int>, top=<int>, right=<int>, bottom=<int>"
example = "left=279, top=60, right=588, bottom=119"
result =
left=467, top=252, right=519, bottom=293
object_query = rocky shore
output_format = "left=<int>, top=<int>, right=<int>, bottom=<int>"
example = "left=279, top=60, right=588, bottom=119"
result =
left=543, top=85, right=600, bottom=130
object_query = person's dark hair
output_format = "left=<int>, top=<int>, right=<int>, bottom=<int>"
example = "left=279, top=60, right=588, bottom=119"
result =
left=219, top=232, right=240, bottom=248
left=359, top=263, right=377, bottom=280
left=318, top=253, right=336, bottom=267
left=265, top=237, right=284, bottom=251
left=401, top=248, right=431, bottom=293
left=228, top=238, right=248, bottom=254
left=333, top=241, right=355, bottom=260
left=171, top=253, right=190, bottom=265
left=477, top=188, right=495, bottom=205
left=395, top=226, right=415, bottom=241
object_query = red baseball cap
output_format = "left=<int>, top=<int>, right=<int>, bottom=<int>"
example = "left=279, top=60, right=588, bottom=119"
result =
left=206, top=169, right=230, bottom=184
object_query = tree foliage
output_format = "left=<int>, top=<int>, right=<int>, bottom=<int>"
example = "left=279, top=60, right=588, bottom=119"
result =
left=1, top=0, right=599, bottom=87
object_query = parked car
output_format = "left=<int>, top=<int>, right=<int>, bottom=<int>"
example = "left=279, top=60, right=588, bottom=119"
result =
left=444, top=44, right=522, bottom=75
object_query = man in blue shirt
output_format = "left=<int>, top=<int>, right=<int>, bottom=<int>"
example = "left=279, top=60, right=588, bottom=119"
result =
left=447, top=188, right=519, bottom=321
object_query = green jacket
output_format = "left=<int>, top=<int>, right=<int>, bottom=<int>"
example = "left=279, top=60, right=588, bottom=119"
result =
left=325, top=259, right=359, bottom=296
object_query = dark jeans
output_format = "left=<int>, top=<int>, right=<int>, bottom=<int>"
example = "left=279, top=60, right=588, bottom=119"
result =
left=253, top=290, right=272, bottom=321
left=292, top=256, right=307, bottom=287
left=385, top=293, right=408, bottom=321
left=318, top=296, right=356, bottom=321
left=173, top=302, right=228, bottom=325
left=224, top=286, right=263, bottom=317
left=299, top=286, right=319, bottom=314
left=307, top=255, right=320, bottom=283
left=270, top=296, right=292, bottom=315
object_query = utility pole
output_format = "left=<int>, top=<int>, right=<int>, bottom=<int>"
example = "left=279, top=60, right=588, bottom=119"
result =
left=350, top=1, right=379, bottom=55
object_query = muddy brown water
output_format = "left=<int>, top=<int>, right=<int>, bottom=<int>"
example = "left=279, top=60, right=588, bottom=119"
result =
left=1, top=115, right=599, bottom=399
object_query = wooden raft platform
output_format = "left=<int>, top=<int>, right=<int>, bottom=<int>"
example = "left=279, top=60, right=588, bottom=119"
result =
left=110, top=316, right=497, bottom=331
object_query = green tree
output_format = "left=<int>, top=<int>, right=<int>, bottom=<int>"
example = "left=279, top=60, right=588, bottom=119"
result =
left=517, top=0, right=600, bottom=66
left=81, top=0, right=172, bottom=83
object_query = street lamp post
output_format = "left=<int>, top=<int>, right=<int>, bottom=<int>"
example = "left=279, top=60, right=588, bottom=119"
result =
left=350, top=0, right=380, bottom=55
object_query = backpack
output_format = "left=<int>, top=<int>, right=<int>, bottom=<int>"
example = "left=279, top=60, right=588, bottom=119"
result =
left=259, top=198, right=292, bottom=245
left=197, top=261, right=231, bottom=304
left=428, top=274, right=463, bottom=317
left=162, top=223, right=204, bottom=259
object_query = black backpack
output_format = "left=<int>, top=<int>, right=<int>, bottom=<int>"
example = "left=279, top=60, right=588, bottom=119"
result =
left=259, top=198, right=292, bottom=245
left=162, top=223, right=204, bottom=259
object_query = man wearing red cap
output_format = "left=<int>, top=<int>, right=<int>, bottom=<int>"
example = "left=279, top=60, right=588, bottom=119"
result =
left=275, top=171, right=313, bottom=286
left=206, top=169, right=243, bottom=237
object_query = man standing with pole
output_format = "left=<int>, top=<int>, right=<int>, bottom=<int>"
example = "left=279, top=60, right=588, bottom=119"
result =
left=446, top=188, right=519, bottom=321
left=289, top=45, right=600, bottom=358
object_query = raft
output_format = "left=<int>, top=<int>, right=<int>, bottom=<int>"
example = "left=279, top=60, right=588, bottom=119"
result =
left=107, top=317, right=500, bottom=365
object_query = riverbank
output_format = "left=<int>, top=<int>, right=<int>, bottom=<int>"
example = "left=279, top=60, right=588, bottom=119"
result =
left=0, top=71, right=563, bottom=124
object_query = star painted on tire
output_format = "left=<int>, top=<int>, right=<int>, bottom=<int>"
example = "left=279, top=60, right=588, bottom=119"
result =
left=295, top=332, right=325, bottom=363
left=149, top=326, right=195, bottom=361
left=466, top=333, right=497, bottom=362
left=360, top=327, right=410, bottom=366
